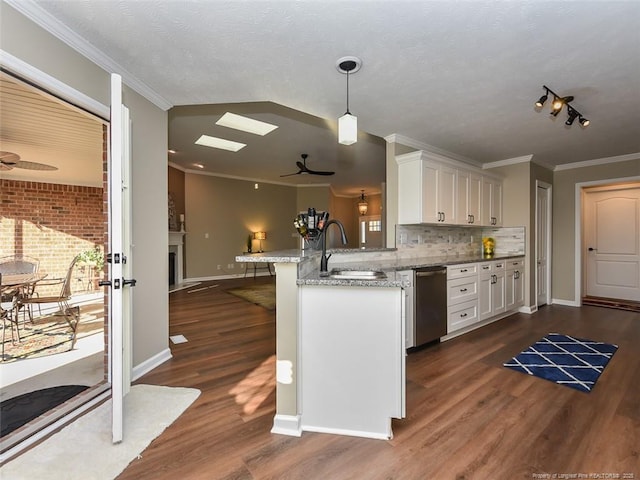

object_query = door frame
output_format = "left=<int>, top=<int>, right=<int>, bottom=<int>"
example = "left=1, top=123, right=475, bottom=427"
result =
left=574, top=176, right=640, bottom=305
left=535, top=181, right=552, bottom=308
left=0, top=51, right=112, bottom=462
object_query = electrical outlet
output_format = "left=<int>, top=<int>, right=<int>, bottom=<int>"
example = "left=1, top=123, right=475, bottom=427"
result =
left=217, top=265, right=221, bottom=270
left=205, top=233, right=209, bottom=239
left=228, top=263, right=234, bottom=269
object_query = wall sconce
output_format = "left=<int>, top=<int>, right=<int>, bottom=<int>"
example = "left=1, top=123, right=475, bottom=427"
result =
left=336, top=56, right=362, bottom=145
left=535, top=85, right=590, bottom=127
left=358, top=190, right=368, bottom=216
left=253, top=231, right=266, bottom=252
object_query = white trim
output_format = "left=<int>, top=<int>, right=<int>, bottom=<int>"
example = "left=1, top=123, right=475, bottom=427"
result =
left=271, top=414, right=302, bottom=437
left=555, top=152, right=640, bottom=171
left=0, top=49, right=110, bottom=119
left=3, top=0, right=172, bottom=111
left=301, top=423, right=391, bottom=440
left=551, top=298, right=581, bottom=307
left=535, top=180, right=552, bottom=308
left=575, top=176, right=640, bottom=305
left=519, top=305, right=537, bottom=314
left=483, top=155, right=533, bottom=169
left=0, top=390, right=110, bottom=465
left=131, top=348, right=173, bottom=381
left=384, top=133, right=481, bottom=167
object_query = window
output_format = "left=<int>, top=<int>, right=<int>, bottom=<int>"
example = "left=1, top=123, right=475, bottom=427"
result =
left=368, top=220, right=381, bottom=232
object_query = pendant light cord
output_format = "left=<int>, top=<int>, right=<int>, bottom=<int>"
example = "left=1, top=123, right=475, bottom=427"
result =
left=345, top=71, right=351, bottom=115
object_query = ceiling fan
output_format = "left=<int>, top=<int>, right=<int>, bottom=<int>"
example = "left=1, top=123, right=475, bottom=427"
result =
left=0, top=151, right=58, bottom=171
left=280, top=153, right=335, bottom=177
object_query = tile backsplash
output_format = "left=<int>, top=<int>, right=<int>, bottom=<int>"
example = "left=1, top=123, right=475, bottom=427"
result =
left=396, top=224, right=525, bottom=256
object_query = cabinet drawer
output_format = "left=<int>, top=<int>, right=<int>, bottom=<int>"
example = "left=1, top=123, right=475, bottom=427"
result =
left=478, top=262, right=493, bottom=275
left=506, top=258, right=524, bottom=270
left=447, top=300, right=479, bottom=333
left=447, top=263, right=478, bottom=279
left=447, top=276, right=478, bottom=305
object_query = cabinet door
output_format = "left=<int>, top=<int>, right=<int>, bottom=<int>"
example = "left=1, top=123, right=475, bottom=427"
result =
left=481, top=177, right=503, bottom=226
left=397, top=270, right=415, bottom=348
left=456, top=169, right=470, bottom=225
left=478, top=274, right=493, bottom=320
left=438, top=163, right=457, bottom=224
left=421, top=161, right=440, bottom=223
left=493, top=271, right=506, bottom=315
left=397, top=160, right=423, bottom=224
left=491, top=181, right=503, bottom=226
left=514, top=269, right=525, bottom=308
left=468, top=172, right=482, bottom=225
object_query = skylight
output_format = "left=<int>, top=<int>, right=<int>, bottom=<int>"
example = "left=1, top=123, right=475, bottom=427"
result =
left=215, top=112, right=278, bottom=136
left=195, top=135, right=246, bottom=152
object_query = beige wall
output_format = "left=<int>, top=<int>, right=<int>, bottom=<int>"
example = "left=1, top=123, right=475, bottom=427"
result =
left=168, top=166, right=186, bottom=222
left=552, top=158, right=640, bottom=302
left=2, top=4, right=169, bottom=368
left=184, top=173, right=298, bottom=278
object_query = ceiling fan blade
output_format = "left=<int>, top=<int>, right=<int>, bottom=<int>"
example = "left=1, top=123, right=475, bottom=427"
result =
left=0, top=151, right=20, bottom=165
left=306, top=169, right=335, bottom=176
left=13, top=160, right=58, bottom=171
left=279, top=171, right=301, bottom=177
left=0, top=162, right=14, bottom=171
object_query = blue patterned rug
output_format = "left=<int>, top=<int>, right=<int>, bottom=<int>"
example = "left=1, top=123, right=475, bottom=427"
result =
left=503, top=333, right=618, bottom=393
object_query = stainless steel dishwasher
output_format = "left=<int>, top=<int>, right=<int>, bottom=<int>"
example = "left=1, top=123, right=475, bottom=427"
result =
left=414, top=266, right=447, bottom=347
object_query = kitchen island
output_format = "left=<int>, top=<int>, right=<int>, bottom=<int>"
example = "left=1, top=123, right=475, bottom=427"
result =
left=237, top=247, right=525, bottom=440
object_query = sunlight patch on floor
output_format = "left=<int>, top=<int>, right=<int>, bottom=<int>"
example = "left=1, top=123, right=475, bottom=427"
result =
left=229, top=354, right=276, bottom=415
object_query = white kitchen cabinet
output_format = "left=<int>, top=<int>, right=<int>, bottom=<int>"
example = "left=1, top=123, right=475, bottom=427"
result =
left=481, top=176, right=503, bottom=226
left=456, top=169, right=482, bottom=225
left=446, top=263, right=479, bottom=333
left=300, top=285, right=405, bottom=440
left=506, top=259, right=525, bottom=311
left=397, top=152, right=457, bottom=224
left=479, top=260, right=506, bottom=321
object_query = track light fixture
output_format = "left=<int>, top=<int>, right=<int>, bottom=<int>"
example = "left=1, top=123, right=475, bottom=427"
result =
left=535, top=85, right=589, bottom=127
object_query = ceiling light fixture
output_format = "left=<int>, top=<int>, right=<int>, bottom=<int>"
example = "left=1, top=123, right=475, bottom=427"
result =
left=336, top=56, right=362, bottom=145
left=358, top=190, right=368, bottom=215
left=216, top=112, right=278, bottom=136
left=195, top=134, right=246, bottom=152
left=535, top=85, right=589, bottom=127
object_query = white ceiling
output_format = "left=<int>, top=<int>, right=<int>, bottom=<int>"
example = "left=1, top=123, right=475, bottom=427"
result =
left=3, top=1, right=640, bottom=194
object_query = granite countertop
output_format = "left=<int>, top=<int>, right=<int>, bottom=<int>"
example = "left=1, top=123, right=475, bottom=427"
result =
left=297, top=253, right=525, bottom=288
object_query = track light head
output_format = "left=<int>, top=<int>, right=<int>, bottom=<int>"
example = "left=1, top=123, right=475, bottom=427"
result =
left=579, top=116, right=590, bottom=127
left=565, top=107, right=579, bottom=126
left=535, top=94, right=548, bottom=108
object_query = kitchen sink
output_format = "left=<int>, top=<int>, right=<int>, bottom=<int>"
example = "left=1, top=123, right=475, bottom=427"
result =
left=328, top=269, right=387, bottom=280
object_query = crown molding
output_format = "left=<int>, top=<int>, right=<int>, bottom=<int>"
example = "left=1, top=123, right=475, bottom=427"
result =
left=4, top=0, right=173, bottom=111
left=482, top=155, right=533, bottom=169
left=554, top=152, right=640, bottom=171
left=384, top=134, right=482, bottom=167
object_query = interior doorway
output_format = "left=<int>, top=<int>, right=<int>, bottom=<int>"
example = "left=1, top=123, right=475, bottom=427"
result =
left=535, top=182, right=552, bottom=307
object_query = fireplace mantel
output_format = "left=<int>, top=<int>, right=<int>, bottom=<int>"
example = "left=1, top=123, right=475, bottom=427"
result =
left=169, top=231, right=186, bottom=285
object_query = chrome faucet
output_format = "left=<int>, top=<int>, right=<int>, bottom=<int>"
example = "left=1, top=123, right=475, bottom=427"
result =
left=320, top=219, right=348, bottom=274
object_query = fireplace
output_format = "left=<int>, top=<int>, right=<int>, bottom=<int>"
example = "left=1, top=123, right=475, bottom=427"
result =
left=168, top=231, right=185, bottom=287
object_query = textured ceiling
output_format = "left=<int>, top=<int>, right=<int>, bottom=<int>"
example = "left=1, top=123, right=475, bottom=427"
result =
left=3, top=1, right=640, bottom=193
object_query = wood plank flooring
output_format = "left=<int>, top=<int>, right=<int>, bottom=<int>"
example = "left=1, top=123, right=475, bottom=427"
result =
left=118, top=277, right=639, bottom=480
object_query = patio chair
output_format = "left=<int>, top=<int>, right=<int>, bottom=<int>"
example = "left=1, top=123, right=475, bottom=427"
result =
left=1, top=273, right=21, bottom=359
left=0, top=255, right=40, bottom=321
left=20, top=256, right=81, bottom=344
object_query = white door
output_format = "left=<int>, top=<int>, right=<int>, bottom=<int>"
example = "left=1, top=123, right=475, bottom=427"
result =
left=584, top=186, right=640, bottom=301
left=536, top=184, right=551, bottom=306
left=108, top=74, right=134, bottom=443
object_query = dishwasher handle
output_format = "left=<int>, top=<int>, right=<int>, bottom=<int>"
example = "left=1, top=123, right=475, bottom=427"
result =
left=415, top=268, right=447, bottom=277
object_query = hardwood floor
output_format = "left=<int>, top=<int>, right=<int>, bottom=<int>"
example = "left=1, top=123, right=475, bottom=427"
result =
left=118, top=277, right=640, bottom=480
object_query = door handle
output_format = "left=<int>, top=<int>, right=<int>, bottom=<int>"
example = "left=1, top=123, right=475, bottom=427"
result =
left=123, top=278, right=137, bottom=287
left=98, top=280, right=112, bottom=287
left=588, top=247, right=596, bottom=251
left=99, top=278, right=121, bottom=289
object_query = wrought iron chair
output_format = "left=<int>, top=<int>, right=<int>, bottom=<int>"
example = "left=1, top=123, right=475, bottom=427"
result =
left=1, top=273, right=21, bottom=359
left=0, top=255, right=40, bottom=323
left=20, top=256, right=81, bottom=346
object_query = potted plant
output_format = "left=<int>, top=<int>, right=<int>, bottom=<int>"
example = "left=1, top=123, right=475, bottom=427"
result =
left=78, top=247, right=105, bottom=271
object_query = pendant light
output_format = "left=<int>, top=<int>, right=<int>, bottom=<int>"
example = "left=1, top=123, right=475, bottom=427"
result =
left=336, top=56, right=362, bottom=145
left=358, top=190, right=368, bottom=215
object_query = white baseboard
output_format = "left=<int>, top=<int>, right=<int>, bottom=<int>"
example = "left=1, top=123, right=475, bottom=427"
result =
left=271, top=414, right=302, bottom=437
left=519, top=305, right=537, bottom=314
left=301, top=423, right=392, bottom=441
left=551, top=298, right=581, bottom=307
left=132, top=348, right=172, bottom=382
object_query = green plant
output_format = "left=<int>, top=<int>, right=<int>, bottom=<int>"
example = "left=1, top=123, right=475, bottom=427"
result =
left=78, top=247, right=105, bottom=271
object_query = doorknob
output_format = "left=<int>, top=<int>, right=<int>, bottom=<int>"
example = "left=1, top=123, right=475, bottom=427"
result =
left=588, top=247, right=597, bottom=251
left=123, top=278, right=137, bottom=287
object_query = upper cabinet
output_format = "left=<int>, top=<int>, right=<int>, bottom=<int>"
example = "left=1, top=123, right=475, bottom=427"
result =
left=396, top=151, right=502, bottom=227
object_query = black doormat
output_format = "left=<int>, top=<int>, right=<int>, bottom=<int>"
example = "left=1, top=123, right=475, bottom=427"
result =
left=582, top=296, right=640, bottom=312
left=1, top=385, right=89, bottom=437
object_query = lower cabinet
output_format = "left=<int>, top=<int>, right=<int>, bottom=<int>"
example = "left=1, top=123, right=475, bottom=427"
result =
left=447, top=257, right=523, bottom=335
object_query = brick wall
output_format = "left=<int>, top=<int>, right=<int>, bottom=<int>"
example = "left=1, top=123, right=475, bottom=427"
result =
left=0, top=179, right=105, bottom=295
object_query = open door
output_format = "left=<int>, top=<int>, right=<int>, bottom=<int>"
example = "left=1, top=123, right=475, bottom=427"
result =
left=106, top=73, right=135, bottom=443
